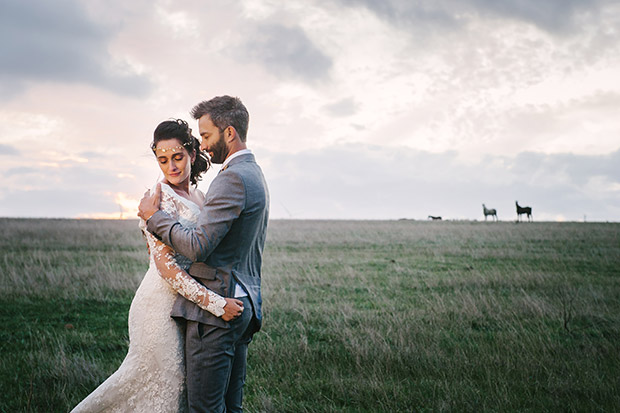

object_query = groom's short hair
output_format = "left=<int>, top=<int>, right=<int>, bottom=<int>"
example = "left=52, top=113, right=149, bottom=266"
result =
left=191, top=96, right=249, bottom=142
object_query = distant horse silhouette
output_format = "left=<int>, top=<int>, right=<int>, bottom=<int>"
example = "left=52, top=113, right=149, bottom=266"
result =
left=482, top=204, right=497, bottom=221
left=516, top=201, right=532, bottom=222
left=428, top=215, right=442, bottom=221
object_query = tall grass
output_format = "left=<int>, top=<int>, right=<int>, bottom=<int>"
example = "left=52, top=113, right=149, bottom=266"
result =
left=1, top=218, right=619, bottom=412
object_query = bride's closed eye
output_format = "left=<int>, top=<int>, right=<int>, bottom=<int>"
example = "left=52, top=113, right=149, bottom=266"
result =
left=159, top=154, right=185, bottom=164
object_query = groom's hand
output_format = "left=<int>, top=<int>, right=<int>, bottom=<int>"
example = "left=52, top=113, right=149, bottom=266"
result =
left=137, top=183, right=161, bottom=221
left=221, top=298, right=244, bottom=322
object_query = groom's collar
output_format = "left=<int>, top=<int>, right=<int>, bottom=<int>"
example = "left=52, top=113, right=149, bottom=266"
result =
left=220, top=149, right=253, bottom=171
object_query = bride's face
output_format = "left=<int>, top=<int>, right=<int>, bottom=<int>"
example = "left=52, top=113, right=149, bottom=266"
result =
left=154, top=138, right=195, bottom=187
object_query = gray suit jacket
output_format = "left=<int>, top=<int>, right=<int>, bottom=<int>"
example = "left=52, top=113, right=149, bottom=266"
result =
left=147, top=153, right=269, bottom=333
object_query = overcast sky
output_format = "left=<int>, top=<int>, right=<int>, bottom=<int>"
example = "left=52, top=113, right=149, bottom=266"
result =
left=1, top=0, right=619, bottom=221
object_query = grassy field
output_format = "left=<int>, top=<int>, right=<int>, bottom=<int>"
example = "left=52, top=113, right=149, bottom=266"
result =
left=1, top=218, right=619, bottom=412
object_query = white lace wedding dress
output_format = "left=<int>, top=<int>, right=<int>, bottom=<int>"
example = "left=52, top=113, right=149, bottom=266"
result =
left=72, top=183, right=210, bottom=413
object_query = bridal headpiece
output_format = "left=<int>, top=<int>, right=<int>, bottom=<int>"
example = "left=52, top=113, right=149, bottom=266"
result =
left=151, top=140, right=192, bottom=154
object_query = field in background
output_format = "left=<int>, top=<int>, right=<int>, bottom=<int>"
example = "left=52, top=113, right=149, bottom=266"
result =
left=1, top=218, right=619, bottom=412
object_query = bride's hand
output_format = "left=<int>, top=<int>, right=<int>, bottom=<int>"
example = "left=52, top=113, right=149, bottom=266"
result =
left=221, top=298, right=244, bottom=322
left=138, top=183, right=161, bottom=221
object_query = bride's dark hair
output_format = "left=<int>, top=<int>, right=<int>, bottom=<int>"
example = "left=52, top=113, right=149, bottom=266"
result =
left=151, top=119, right=210, bottom=185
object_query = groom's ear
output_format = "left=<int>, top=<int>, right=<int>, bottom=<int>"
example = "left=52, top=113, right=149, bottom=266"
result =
left=225, top=126, right=238, bottom=142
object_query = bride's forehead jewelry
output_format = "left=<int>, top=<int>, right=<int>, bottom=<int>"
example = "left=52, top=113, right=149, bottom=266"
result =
left=152, top=141, right=192, bottom=154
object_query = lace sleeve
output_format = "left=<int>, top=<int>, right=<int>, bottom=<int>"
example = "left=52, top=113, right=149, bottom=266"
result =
left=141, top=223, right=227, bottom=317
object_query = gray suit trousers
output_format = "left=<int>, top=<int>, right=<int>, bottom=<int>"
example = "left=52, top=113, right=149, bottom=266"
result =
left=185, top=296, right=253, bottom=413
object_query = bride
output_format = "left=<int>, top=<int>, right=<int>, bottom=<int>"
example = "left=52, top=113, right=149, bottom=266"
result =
left=72, top=119, right=238, bottom=412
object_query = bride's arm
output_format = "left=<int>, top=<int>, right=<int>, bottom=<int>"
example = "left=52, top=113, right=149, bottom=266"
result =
left=144, top=229, right=243, bottom=321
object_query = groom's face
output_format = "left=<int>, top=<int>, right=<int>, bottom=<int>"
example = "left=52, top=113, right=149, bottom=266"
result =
left=198, top=115, right=228, bottom=164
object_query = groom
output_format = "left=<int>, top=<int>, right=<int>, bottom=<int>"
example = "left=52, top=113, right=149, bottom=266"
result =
left=138, top=95, right=269, bottom=412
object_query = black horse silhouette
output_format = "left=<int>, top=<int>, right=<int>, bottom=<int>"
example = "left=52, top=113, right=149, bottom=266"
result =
left=516, top=201, right=532, bottom=222
left=428, top=215, right=442, bottom=221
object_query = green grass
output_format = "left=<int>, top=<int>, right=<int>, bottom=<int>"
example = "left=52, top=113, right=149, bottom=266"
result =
left=1, top=218, right=619, bottom=412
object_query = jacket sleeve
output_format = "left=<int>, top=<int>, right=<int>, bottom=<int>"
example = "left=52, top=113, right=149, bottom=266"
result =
left=140, top=222, right=227, bottom=316
left=146, top=171, right=245, bottom=262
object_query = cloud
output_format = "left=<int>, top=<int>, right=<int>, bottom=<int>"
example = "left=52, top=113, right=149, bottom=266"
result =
left=465, top=0, right=609, bottom=33
left=2, top=162, right=129, bottom=193
left=0, top=0, right=151, bottom=98
left=0, top=157, right=150, bottom=218
left=236, top=23, right=332, bottom=82
left=0, top=189, right=120, bottom=218
left=79, top=151, right=107, bottom=160
left=0, top=143, right=20, bottom=156
left=336, top=0, right=616, bottom=34
left=511, top=150, right=620, bottom=187
left=323, top=98, right=359, bottom=117
left=335, top=0, right=458, bottom=32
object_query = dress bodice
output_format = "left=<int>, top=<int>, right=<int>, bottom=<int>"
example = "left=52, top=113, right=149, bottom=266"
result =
left=140, top=183, right=202, bottom=270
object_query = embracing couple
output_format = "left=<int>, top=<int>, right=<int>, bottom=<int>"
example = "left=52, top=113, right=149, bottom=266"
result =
left=71, top=95, right=270, bottom=413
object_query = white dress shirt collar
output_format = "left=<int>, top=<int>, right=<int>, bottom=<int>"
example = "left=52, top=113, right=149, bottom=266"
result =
left=221, top=149, right=252, bottom=169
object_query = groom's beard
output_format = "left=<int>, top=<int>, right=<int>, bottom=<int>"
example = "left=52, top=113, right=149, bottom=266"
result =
left=209, top=132, right=228, bottom=164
